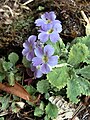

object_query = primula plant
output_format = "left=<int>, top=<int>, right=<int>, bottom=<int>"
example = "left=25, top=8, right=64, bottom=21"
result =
left=0, top=11, right=90, bottom=120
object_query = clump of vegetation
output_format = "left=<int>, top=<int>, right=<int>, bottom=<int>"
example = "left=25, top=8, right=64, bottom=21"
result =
left=0, top=11, right=90, bottom=120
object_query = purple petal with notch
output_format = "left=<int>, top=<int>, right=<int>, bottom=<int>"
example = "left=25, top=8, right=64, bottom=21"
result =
left=48, top=56, right=58, bottom=66
left=44, top=45, right=54, bottom=57
left=48, top=11, right=56, bottom=21
left=28, top=35, right=36, bottom=43
left=23, top=41, right=29, bottom=48
left=54, top=23, right=62, bottom=33
left=34, top=69, right=43, bottom=78
left=40, top=64, right=50, bottom=74
left=35, top=19, right=45, bottom=26
left=22, top=48, right=29, bottom=56
left=38, top=32, right=49, bottom=42
left=34, top=47, right=44, bottom=58
left=32, top=57, right=42, bottom=66
left=50, top=32, right=60, bottom=43
left=26, top=52, right=34, bottom=61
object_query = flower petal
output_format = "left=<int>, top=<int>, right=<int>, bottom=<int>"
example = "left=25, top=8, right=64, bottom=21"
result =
left=32, top=57, right=42, bottom=66
left=53, top=20, right=61, bottom=24
left=34, top=47, right=44, bottom=58
left=41, top=14, right=46, bottom=21
left=44, top=45, right=54, bottom=57
left=50, top=32, right=60, bottom=43
left=38, top=32, right=49, bottom=43
left=48, top=56, right=58, bottom=66
left=28, top=35, right=36, bottom=43
left=42, top=24, right=52, bottom=31
left=48, top=11, right=56, bottom=21
left=40, top=64, right=50, bottom=74
left=23, top=41, right=29, bottom=48
left=26, top=52, right=34, bottom=61
left=34, top=69, right=43, bottom=78
left=22, top=48, right=29, bottom=56
left=54, top=23, right=62, bottom=33
left=35, top=19, right=44, bottom=26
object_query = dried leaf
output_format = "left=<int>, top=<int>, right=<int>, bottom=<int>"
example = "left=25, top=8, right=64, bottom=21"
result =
left=0, top=82, right=40, bottom=103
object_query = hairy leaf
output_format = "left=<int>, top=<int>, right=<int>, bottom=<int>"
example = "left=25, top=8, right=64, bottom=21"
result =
left=45, top=103, right=58, bottom=119
left=22, top=56, right=30, bottom=67
left=0, top=73, right=5, bottom=82
left=11, top=102, right=20, bottom=113
left=47, top=67, right=69, bottom=89
left=39, top=101, right=45, bottom=110
left=67, top=77, right=90, bottom=103
left=37, top=80, right=50, bottom=94
left=84, top=55, right=90, bottom=64
left=0, top=117, right=4, bottom=120
left=24, top=85, right=37, bottom=95
left=34, top=107, right=44, bottom=117
left=78, top=78, right=90, bottom=96
left=8, top=52, right=19, bottom=65
left=67, top=79, right=81, bottom=103
left=0, top=59, right=4, bottom=73
left=74, top=35, right=90, bottom=50
left=1, top=95, right=10, bottom=110
left=44, top=115, right=50, bottom=120
left=68, top=43, right=89, bottom=66
left=77, top=65, right=90, bottom=79
left=8, top=72, right=15, bottom=86
left=2, top=61, right=13, bottom=71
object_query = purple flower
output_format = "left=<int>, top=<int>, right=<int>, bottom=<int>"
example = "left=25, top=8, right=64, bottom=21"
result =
left=22, top=35, right=36, bottom=61
left=38, top=23, right=62, bottom=43
left=32, top=45, right=58, bottom=74
left=31, top=65, right=43, bottom=78
left=35, top=11, right=60, bottom=27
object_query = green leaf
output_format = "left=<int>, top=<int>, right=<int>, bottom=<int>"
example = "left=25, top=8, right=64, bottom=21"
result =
left=11, top=102, right=20, bottom=113
left=34, top=107, right=44, bottom=117
left=74, top=35, right=90, bottom=50
left=67, top=77, right=90, bottom=103
left=37, top=80, right=50, bottom=94
left=22, top=56, right=30, bottom=67
left=77, top=65, right=90, bottom=79
left=45, top=103, right=58, bottom=119
left=8, top=52, right=19, bottom=65
left=24, top=85, right=36, bottom=95
left=68, top=43, right=89, bottom=66
left=44, top=93, right=50, bottom=100
left=67, top=79, right=81, bottom=103
left=1, top=96, right=10, bottom=110
left=2, top=61, right=13, bottom=71
left=47, top=67, right=69, bottom=89
left=44, top=115, right=50, bottom=120
left=0, top=117, right=4, bottom=120
left=39, top=101, right=45, bottom=110
left=0, top=59, right=4, bottom=73
left=78, top=78, right=90, bottom=96
left=46, top=39, right=65, bottom=55
left=0, top=73, right=5, bottom=82
left=8, top=72, right=15, bottom=86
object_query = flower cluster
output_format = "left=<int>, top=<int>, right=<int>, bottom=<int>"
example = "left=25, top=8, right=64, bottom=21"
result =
left=35, top=11, right=62, bottom=43
left=22, top=11, right=62, bottom=78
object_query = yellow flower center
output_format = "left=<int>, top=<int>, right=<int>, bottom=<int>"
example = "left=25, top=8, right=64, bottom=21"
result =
left=29, top=45, right=32, bottom=51
left=42, top=55, right=48, bottom=63
left=48, top=29, right=53, bottom=34
left=46, top=19, right=51, bottom=23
